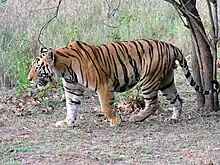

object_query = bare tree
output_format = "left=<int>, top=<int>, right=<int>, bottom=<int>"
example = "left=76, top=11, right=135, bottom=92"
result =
left=164, top=0, right=219, bottom=111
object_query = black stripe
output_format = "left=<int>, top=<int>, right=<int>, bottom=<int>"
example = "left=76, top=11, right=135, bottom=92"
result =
left=195, top=85, right=200, bottom=91
left=170, top=96, right=177, bottom=104
left=94, top=78, right=98, bottom=92
left=75, top=41, right=102, bottom=86
left=136, top=40, right=145, bottom=54
left=118, top=43, right=133, bottom=67
left=103, top=44, right=116, bottom=77
left=111, top=43, right=129, bottom=86
left=64, top=85, right=74, bottom=91
left=159, top=79, right=174, bottom=91
left=190, top=78, right=196, bottom=86
left=130, top=40, right=142, bottom=66
left=99, top=45, right=112, bottom=76
left=87, top=45, right=111, bottom=79
left=66, top=90, right=83, bottom=96
left=64, top=79, right=76, bottom=84
left=53, top=52, right=57, bottom=65
left=132, top=59, right=140, bottom=81
left=109, top=43, right=119, bottom=78
left=141, top=41, right=165, bottom=87
left=140, top=40, right=153, bottom=81
left=96, top=46, right=108, bottom=70
left=70, top=48, right=84, bottom=59
left=142, top=81, right=161, bottom=95
left=118, top=42, right=140, bottom=81
left=55, top=51, right=69, bottom=58
left=67, top=97, right=81, bottom=105
left=85, top=76, right=88, bottom=88
left=141, top=40, right=163, bottom=85
left=185, top=70, right=191, bottom=78
left=63, top=63, right=78, bottom=83
left=203, top=90, right=210, bottom=95
left=69, top=48, right=84, bottom=84
left=115, top=42, right=126, bottom=58
left=143, top=95, right=158, bottom=101
left=87, top=45, right=101, bottom=64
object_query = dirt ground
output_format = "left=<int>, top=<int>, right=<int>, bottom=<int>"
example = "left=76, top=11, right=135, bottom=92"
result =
left=0, top=88, right=220, bottom=165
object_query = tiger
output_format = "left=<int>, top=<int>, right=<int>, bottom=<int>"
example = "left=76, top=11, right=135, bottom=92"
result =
left=27, top=39, right=217, bottom=127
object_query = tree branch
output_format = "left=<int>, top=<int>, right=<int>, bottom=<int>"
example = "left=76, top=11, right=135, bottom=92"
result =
left=103, top=22, right=120, bottom=28
left=30, top=6, right=58, bottom=14
left=208, top=0, right=219, bottom=85
left=164, top=0, right=190, bottom=27
left=105, top=0, right=121, bottom=18
left=163, top=0, right=183, bottom=12
left=212, top=0, right=219, bottom=43
left=176, top=7, right=189, bottom=28
left=206, top=0, right=215, bottom=44
left=164, top=0, right=214, bottom=51
left=37, top=0, right=62, bottom=47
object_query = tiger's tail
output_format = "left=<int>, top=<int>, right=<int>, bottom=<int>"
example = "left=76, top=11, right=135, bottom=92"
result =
left=174, top=47, right=219, bottom=94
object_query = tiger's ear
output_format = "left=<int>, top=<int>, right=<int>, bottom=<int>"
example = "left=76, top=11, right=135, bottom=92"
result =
left=39, top=46, right=48, bottom=54
left=46, top=50, right=55, bottom=66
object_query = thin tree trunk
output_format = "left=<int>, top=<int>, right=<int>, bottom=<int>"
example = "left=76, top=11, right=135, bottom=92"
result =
left=164, top=0, right=219, bottom=111
left=210, top=0, right=219, bottom=111
left=191, top=39, right=205, bottom=108
left=181, top=0, right=214, bottom=110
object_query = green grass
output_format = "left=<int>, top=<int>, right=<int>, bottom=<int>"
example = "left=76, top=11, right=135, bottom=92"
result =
left=0, top=0, right=214, bottom=96
left=1, top=159, right=22, bottom=165
left=0, top=143, right=39, bottom=165
left=0, top=144, right=3, bottom=156
left=7, top=144, right=39, bottom=153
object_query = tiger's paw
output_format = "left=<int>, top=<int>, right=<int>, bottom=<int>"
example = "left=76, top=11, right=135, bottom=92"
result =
left=129, top=114, right=148, bottom=122
left=129, top=107, right=158, bottom=122
left=129, top=110, right=154, bottom=122
left=110, top=113, right=121, bottom=127
left=164, top=117, right=179, bottom=124
left=55, top=119, right=75, bottom=127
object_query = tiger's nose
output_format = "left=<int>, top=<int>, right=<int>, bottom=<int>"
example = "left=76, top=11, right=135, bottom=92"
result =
left=28, top=77, right=33, bottom=81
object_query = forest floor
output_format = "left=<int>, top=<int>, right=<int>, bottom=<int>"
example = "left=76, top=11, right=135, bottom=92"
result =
left=0, top=77, right=220, bottom=165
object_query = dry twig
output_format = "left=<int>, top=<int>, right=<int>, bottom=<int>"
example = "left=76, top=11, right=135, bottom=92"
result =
left=103, top=0, right=121, bottom=28
left=37, top=0, right=62, bottom=47
left=105, top=0, right=121, bottom=18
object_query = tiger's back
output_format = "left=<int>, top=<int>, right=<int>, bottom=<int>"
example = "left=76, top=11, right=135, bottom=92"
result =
left=51, top=39, right=177, bottom=93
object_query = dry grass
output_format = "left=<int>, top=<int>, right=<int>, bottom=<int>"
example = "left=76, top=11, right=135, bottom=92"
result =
left=0, top=2, right=219, bottom=163
left=0, top=66, right=220, bottom=164
left=0, top=88, right=220, bottom=164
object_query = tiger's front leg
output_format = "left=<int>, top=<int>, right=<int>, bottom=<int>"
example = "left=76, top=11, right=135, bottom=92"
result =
left=56, top=81, right=84, bottom=127
left=97, top=86, right=121, bottom=126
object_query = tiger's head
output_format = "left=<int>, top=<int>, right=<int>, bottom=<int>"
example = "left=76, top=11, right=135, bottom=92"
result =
left=28, top=47, right=55, bottom=89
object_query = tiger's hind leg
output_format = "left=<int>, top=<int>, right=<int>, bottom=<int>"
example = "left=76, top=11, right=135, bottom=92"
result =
left=129, top=77, right=161, bottom=122
left=97, top=85, right=121, bottom=126
left=160, top=70, right=183, bottom=122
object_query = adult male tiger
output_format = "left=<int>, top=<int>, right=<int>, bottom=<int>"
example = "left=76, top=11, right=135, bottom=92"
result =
left=28, top=39, right=216, bottom=127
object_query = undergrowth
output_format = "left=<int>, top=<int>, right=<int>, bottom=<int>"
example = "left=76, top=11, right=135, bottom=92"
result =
left=0, top=0, right=215, bottom=100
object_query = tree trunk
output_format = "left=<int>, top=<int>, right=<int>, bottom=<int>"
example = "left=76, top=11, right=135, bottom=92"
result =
left=181, top=0, right=214, bottom=110
left=191, top=39, right=205, bottom=108
left=164, top=0, right=219, bottom=111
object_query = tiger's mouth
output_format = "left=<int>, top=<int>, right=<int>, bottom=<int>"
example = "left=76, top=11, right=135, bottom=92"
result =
left=38, top=77, right=49, bottom=87
left=29, top=77, right=50, bottom=90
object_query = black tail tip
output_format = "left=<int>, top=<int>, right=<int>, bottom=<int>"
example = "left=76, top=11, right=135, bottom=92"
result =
left=211, top=80, right=219, bottom=91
